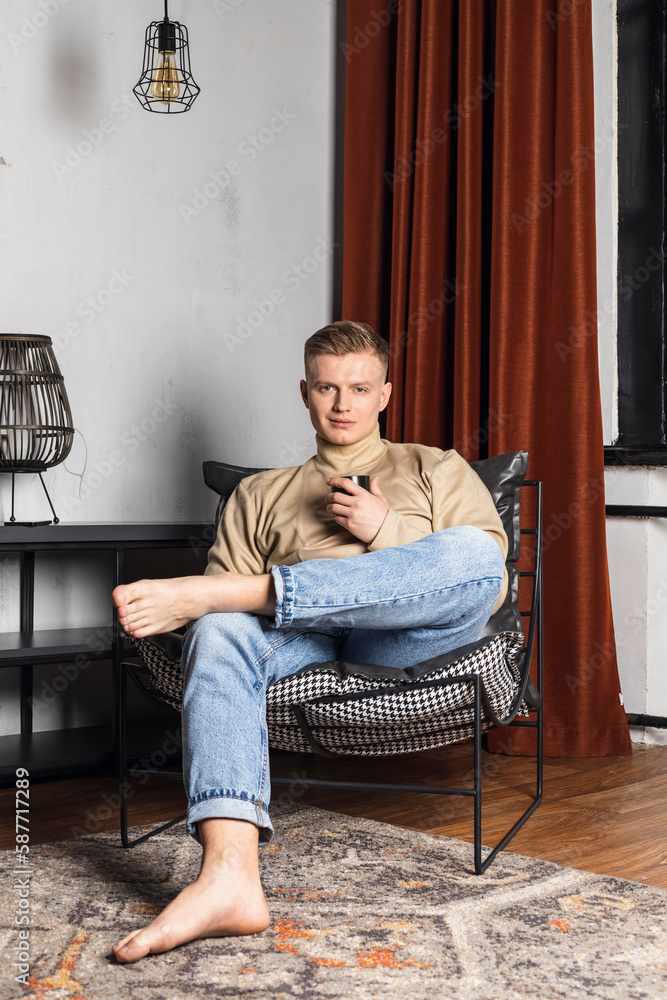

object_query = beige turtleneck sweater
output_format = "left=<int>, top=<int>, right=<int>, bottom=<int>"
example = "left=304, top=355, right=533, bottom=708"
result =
left=205, top=424, right=508, bottom=614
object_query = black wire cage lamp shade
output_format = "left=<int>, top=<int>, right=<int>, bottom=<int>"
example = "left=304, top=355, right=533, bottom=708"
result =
left=0, top=334, right=74, bottom=525
left=133, top=0, right=200, bottom=114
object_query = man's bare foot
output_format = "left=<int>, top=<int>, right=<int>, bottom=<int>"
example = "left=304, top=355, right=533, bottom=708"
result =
left=112, top=819, right=270, bottom=963
left=113, top=573, right=276, bottom=637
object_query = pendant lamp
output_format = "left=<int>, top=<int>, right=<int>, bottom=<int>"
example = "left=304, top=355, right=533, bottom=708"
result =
left=133, top=0, right=200, bottom=114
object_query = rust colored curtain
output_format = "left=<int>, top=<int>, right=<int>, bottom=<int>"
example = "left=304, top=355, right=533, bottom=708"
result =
left=342, top=0, right=631, bottom=756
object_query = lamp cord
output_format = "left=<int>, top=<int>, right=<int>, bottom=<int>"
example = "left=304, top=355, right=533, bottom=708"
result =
left=63, top=428, right=88, bottom=500
left=164, top=0, right=169, bottom=21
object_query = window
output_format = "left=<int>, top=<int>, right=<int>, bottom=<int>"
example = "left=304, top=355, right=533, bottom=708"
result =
left=606, top=0, right=667, bottom=465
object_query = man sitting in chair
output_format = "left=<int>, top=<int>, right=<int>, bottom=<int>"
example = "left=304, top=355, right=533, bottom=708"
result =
left=111, top=320, right=508, bottom=963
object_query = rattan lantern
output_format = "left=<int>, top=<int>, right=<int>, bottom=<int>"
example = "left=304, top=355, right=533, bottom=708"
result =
left=133, top=0, right=200, bottom=114
left=0, top=334, right=74, bottom=525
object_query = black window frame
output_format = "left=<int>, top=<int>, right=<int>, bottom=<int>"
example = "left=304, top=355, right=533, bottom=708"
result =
left=605, top=0, right=667, bottom=466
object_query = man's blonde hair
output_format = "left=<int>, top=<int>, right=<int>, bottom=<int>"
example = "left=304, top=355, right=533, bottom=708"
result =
left=304, top=321, right=389, bottom=381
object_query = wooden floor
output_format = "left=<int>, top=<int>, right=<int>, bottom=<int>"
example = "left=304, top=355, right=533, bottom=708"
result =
left=2, top=741, right=666, bottom=889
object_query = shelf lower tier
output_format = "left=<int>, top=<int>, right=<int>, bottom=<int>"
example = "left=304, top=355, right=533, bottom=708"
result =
left=0, top=627, right=136, bottom=666
left=0, top=719, right=182, bottom=784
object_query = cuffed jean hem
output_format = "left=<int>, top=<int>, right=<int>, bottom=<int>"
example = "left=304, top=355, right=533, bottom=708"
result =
left=272, top=564, right=296, bottom=628
left=186, top=790, right=274, bottom=846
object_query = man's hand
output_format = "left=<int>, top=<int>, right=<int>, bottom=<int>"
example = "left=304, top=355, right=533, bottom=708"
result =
left=324, top=476, right=389, bottom=544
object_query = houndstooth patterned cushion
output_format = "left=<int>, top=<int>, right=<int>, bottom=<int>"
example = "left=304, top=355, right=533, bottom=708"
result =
left=122, top=630, right=530, bottom=756
left=121, top=631, right=184, bottom=711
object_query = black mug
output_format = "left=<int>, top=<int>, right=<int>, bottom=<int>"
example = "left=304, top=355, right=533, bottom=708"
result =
left=338, top=475, right=371, bottom=496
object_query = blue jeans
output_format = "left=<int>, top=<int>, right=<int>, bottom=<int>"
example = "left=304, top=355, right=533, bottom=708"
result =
left=180, top=525, right=504, bottom=844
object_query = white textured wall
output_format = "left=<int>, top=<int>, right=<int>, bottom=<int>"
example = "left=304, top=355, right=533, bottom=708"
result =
left=593, top=0, right=666, bottom=722
left=0, top=0, right=336, bottom=736
left=1, top=0, right=335, bottom=524
left=592, top=0, right=618, bottom=446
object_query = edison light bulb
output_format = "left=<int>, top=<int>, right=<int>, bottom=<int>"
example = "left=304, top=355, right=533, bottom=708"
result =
left=151, top=50, right=180, bottom=103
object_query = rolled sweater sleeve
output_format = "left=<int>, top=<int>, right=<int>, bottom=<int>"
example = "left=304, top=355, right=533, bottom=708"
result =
left=204, top=480, right=267, bottom=576
left=367, top=506, right=430, bottom=551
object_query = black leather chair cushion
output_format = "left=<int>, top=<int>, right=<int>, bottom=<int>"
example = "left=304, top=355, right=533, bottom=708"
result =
left=471, top=451, right=528, bottom=635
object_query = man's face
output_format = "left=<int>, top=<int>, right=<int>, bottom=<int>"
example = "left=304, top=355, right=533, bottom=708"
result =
left=300, top=351, right=392, bottom=445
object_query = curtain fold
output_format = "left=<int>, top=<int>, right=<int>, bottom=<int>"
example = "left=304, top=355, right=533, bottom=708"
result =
left=342, top=0, right=631, bottom=757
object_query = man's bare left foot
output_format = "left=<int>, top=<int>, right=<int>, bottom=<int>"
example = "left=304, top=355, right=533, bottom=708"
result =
left=113, top=574, right=276, bottom=637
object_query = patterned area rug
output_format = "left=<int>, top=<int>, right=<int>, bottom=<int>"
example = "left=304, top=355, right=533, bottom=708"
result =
left=2, top=799, right=666, bottom=999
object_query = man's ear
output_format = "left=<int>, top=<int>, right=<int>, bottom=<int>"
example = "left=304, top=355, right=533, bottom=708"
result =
left=379, top=381, right=392, bottom=412
left=300, top=378, right=309, bottom=408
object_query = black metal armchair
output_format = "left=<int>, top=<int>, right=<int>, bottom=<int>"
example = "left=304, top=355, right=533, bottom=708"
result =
left=117, top=450, right=542, bottom=875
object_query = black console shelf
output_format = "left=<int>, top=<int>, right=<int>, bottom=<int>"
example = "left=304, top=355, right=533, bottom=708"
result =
left=0, top=628, right=135, bottom=666
left=0, top=718, right=182, bottom=783
left=0, top=522, right=210, bottom=784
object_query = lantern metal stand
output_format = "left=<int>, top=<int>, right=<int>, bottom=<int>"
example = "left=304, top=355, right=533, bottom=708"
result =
left=0, top=334, right=74, bottom=526
left=133, top=0, right=200, bottom=114
left=5, top=471, right=60, bottom=525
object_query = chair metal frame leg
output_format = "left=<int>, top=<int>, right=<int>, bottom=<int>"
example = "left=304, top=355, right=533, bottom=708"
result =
left=118, top=659, right=186, bottom=849
left=473, top=674, right=543, bottom=875
left=473, top=486, right=544, bottom=873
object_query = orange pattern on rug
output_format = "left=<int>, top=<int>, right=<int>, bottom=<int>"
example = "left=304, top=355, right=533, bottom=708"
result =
left=25, top=931, right=88, bottom=1000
